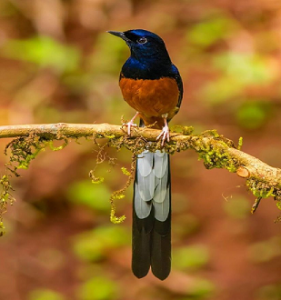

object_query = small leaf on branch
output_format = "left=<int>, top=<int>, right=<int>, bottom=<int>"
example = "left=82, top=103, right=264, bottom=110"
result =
left=121, top=167, right=131, bottom=176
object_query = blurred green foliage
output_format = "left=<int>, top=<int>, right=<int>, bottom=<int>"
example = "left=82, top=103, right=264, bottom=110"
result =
left=72, top=225, right=130, bottom=262
left=28, top=289, right=65, bottom=300
left=180, top=278, right=215, bottom=300
left=173, top=245, right=209, bottom=271
left=90, top=34, right=127, bottom=75
left=223, top=194, right=251, bottom=219
left=67, top=180, right=111, bottom=212
left=2, top=36, right=81, bottom=73
left=76, top=277, right=118, bottom=300
left=214, top=53, right=275, bottom=85
left=235, top=101, right=272, bottom=130
left=249, top=237, right=281, bottom=263
left=173, top=214, right=200, bottom=240
left=201, top=52, right=277, bottom=105
left=187, top=16, right=237, bottom=48
left=256, top=284, right=281, bottom=300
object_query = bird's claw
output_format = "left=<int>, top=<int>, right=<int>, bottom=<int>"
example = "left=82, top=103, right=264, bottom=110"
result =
left=156, top=125, right=170, bottom=146
left=124, top=120, right=137, bottom=136
left=123, top=112, right=139, bottom=136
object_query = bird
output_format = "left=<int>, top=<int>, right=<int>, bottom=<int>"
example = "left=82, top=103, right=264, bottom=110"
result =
left=107, top=29, right=183, bottom=280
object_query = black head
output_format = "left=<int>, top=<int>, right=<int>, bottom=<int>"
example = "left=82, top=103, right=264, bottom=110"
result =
left=107, top=29, right=171, bottom=65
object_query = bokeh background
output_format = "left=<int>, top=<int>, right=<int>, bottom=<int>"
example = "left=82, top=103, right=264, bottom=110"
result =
left=1, top=0, right=281, bottom=300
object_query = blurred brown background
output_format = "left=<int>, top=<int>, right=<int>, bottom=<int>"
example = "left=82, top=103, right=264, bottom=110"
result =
left=1, top=0, right=281, bottom=300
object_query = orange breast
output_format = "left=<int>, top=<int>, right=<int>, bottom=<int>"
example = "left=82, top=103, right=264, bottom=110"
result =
left=119, top=77, right=179, bottom=128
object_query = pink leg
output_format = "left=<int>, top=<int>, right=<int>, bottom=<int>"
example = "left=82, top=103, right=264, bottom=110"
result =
left=124, top=112, right=139, bottom=136
left=156, top=118, right=170, bottom=146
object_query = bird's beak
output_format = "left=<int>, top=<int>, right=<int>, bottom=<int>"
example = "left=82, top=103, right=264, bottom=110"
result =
left=107, top=31, right=130, bottom=42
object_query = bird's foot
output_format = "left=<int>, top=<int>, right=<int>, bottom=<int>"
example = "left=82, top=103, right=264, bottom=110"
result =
left=124, top=120, right=137, bottom=136
left=157, top=123, right=170, bottom=146
left=123, top=112, right=139, bottom=136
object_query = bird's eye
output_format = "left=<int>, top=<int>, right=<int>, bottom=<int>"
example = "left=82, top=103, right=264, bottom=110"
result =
left=137, top=37, right=148, bottom=44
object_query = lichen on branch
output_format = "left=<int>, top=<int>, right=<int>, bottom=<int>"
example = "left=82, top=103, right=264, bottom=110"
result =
left=0, top=122, right=281, bottom=228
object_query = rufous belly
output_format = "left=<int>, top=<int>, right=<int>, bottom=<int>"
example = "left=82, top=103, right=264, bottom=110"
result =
left=119, top=77, right=179, bottom=128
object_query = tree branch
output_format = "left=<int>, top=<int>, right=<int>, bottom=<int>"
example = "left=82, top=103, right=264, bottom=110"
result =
left=0, top=122, right=281, bottom=215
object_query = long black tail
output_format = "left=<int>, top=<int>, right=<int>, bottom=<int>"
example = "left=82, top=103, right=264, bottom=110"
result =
left=132, top=149, right=171, bottom=280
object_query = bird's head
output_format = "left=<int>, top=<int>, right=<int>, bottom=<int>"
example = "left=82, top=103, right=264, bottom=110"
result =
left=107, top=29, right=171, bottom=64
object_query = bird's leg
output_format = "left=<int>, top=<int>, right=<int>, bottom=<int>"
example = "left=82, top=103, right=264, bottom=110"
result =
left=124, top=112, right=139, bottom=136
left=156, top=115, right=170, bottom=146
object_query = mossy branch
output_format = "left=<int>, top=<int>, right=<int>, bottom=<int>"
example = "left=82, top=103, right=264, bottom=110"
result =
left=0, top=122, right=281, bottom=225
